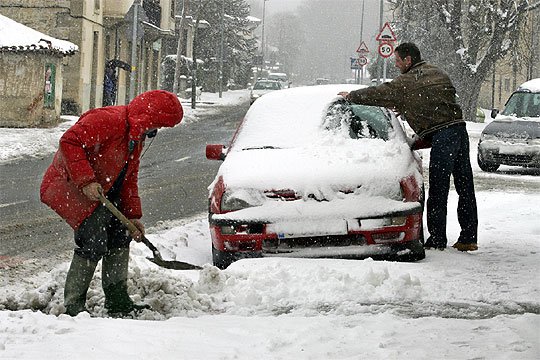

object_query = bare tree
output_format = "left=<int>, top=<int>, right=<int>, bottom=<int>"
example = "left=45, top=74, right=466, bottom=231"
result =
left=389, top=0, right=539, bottom=121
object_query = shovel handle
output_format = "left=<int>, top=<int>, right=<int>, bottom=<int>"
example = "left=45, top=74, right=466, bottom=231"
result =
left=97, top=192, right=161, bottom=257
left=98, top=192, right=138, bottom=233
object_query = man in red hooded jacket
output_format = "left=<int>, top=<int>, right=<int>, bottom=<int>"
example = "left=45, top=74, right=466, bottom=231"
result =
left=41, top=90, right=183, bottom=316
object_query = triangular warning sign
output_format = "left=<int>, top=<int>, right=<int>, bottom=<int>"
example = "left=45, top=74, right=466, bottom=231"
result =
left=376, top=22, right=397, bottom=42
left=356, top=41, right=369, bottom=53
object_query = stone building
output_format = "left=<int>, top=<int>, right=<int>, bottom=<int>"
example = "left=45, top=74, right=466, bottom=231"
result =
left=1, top=0, right=176, bottom=115
left=0, top=14, right=77, bottom=127
left=478, top=7, right=540, bottom=111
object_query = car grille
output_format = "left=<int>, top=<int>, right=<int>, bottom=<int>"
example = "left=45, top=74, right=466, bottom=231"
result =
left=493, top=153, right=534, bottom=165
left=262, top=234, right=367, bottom=252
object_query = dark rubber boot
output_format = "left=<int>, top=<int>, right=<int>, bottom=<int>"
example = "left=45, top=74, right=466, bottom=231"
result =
left=102, top=247, right=151, bottom=316
left=64, top=253, right=98, bottom=316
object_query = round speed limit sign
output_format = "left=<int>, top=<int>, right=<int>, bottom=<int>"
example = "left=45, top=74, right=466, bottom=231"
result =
left=378, top=42, right=394, bottom=58
left=358, top=56, right=368, bottom=66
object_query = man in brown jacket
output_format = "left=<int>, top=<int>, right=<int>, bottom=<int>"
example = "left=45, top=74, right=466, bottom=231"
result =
left=339, top=42, right=478, bottom=251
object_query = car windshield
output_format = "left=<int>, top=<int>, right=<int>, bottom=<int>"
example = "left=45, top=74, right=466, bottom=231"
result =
left=323, top=100, right=393, bottom=140
left=501, top=92, right=540, bottom=118
left=253, top=81, right=280, bottom=90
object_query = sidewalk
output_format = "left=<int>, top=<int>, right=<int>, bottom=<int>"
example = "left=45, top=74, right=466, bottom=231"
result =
left=0, top=89, right=249, bottom=164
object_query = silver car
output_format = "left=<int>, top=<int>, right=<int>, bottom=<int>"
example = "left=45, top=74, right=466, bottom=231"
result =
left=250, top=80, right=282, bottom=104
left=478, top=78, right=540, bottom=172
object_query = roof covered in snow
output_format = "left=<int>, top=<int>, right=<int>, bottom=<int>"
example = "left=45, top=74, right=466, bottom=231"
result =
left=0, top=13, right=78, bottom=55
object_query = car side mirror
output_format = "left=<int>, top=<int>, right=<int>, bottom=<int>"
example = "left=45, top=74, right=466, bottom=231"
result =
left=206, top=144, right=226, bottom=161
left=490, top=108, right=499, bottom=118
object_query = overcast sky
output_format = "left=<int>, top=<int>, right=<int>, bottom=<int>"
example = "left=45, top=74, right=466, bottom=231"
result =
left=246, top=0, right=303, bottom=16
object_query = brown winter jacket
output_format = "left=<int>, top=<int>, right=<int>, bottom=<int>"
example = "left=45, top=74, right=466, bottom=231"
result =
left=347, top=61, right=464, bottom=139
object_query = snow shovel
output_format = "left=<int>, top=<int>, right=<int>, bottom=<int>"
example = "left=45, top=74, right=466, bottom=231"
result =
left=98, top=193, right=201, bottom=270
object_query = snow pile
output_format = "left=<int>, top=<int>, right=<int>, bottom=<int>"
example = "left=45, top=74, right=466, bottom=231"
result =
left=0, top=188, right=539, bottom=358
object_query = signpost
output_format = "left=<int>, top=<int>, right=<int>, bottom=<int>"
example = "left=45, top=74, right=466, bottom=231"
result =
left=376, top=22, right=397, bottom=83
left=355, top=41, right=369, bottom=85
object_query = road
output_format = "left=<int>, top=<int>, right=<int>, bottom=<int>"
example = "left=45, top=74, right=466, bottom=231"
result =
left=0, top=100, right=249, bottom=267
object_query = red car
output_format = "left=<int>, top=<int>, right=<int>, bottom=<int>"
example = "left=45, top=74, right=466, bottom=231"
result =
left=206, top=85, right=425, bottom=269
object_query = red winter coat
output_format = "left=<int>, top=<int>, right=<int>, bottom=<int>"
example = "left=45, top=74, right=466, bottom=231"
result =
left=40, top=90, right=183, bottom=230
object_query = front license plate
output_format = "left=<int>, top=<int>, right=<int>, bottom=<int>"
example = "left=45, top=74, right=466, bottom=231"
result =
left=268, top=219, right=348, bottom=239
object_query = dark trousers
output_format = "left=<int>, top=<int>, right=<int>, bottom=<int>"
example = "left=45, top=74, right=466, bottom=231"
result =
left=74, top=203, right=131, bottom=262
left=426, top=124, right=478, bottom=247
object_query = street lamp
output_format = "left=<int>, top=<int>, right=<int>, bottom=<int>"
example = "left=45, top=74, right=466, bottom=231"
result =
left=218, top=0, right=225, bottom=98
left=261, top=0, right=269, bottom=75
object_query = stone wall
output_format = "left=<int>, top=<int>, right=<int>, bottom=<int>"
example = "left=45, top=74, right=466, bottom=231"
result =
left=0, top=53, right=62, bottom=127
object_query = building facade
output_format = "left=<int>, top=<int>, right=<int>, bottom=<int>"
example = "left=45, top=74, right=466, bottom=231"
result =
left=478, top=7, right=540, bottom=111
left=1, top=0, right=176, bottom=115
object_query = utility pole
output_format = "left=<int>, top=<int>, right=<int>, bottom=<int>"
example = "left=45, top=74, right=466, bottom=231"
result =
left=173, top=0, right=189, bottom=95
left=261, top=0, right=269, bottom=76
left=359, top=0, right=365, bottom=85
left=218, top=0, right=225, bottom=98
left=129, top=0, right=140, bottom=101
left=376, top=0, right=383, bottom=85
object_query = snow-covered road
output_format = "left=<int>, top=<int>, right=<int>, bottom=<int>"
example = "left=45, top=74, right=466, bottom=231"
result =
left=0, top=94, right=539, bottom=359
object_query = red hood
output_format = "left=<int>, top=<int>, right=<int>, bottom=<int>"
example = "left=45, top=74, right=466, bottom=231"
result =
left=127, top=90, right=183, bottom=141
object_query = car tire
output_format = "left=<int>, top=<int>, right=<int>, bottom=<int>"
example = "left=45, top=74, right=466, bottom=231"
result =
left=212, top=244, right=262, bottom=269
left=393, top=239, right=426, bottom=262
left=477, top=150, right=499, bottom=172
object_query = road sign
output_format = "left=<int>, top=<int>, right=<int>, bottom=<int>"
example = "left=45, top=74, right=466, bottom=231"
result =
left=378, top=42, right=394, bottom=58
left=358, top=56, right=368, bottom=66
left=356, top=41, right=369, bottom=54
left=350, top=58, right=360, bottom=69
left=376, top=22, right=397, bottom=42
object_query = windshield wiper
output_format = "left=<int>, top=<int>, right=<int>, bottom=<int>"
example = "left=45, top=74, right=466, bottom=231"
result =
left=242, top=146, right=280, bottom=150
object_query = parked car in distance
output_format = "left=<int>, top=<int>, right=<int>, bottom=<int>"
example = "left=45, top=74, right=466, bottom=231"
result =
left=268, top=72, right=290, bottom=89
left=206, top=84, right=426, bottom=269
left=478, top=78, right=540, bottom=172
left=315, top=78, right=330, bottom=85
left=250, top=79, right=282, bottom=104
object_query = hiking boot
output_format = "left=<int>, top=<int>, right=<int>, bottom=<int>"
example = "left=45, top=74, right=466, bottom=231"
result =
left=452, top=242, right=478, bottom=251
left=64, top=253, right=98, bottom=317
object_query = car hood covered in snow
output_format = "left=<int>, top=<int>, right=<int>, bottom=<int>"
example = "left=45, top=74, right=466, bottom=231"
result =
left=210, top=85, right=422, bottom=219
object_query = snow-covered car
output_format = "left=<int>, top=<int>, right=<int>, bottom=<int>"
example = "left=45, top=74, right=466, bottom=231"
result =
left=268, top=72, right=290, bottom=89
left=206, top=85, right=425, bottom=269
left=478, top=78, right=540, bottom=172
left=250, top=80, right=282, bottom=104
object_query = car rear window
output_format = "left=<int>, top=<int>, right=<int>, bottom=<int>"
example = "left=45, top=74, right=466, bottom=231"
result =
left=253, top=81, right=280, bottom=90
left=323, top=100, right=393, bottom=140
left=502, top=92, right=540, bottom=118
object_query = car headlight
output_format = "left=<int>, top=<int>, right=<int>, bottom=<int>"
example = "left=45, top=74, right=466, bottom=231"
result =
left=251, top=94, right=260, bottom=99
left=220, top=189, right=264, bottom=212
left=480, top=133, right=497, bottom=141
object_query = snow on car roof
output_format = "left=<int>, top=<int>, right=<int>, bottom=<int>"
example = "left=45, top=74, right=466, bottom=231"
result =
left=517, top=78, right=540, bottom=93
left=237, top=84, right=365, bottom=150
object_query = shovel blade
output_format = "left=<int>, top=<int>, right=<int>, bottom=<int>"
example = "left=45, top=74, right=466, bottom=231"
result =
left=146, top=257, right=202, bottom=270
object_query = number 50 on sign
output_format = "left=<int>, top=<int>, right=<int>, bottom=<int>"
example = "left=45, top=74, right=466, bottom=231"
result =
left=378, top=42, right=393, bottom=58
